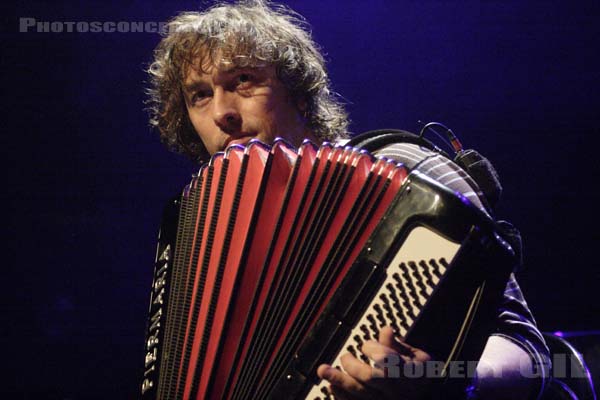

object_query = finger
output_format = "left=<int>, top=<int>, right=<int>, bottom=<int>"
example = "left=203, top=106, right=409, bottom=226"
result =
left=378, top=327, right=432, bottom=362
left=377, top=326, right=397, bottom=349
left=361, top=340, right=412, bottom=367
left=318, top=362, right=367, bottom=394
left=393, top=339, right=432, bottom=363
left=340, top=352, right=384, bottom=382
left=341, top=352, right=414, bottom=398
left=317, top=363, right=333, bottom=380
left=378, top=327, right=414, bottom=357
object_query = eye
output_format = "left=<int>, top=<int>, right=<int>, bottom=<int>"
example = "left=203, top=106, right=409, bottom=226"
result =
left=191, top=90, right=211, bottom=105
left=237, top=73, right=253, bottom=85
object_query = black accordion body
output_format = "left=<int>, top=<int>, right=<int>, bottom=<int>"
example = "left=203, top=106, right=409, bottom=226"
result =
left=141, top=139, right=515, bottom=399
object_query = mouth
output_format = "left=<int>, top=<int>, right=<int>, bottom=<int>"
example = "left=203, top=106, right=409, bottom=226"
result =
left=224, top=134, right=255, bottom=148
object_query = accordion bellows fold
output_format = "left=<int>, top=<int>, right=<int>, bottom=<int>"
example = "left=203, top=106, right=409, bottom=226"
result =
left=141, top=138, right=516, bottom=400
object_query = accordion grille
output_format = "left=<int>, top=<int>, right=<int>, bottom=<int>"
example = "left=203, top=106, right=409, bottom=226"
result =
left=306, top=226, right=459, bottom=399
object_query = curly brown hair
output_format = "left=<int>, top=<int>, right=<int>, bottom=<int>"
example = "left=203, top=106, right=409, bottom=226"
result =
left=146, top=0, right=349, bottom=163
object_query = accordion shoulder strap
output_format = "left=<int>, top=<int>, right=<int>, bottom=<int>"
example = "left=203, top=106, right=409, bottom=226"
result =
left=347, top=127, right=502, bottom=211
left=347, top=127, right=523, bottom=268
left=345, top=128, right=448, bottom=156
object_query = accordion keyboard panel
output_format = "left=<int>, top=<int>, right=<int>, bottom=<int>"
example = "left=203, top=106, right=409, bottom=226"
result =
left=307, top=226, right=460, bottom=400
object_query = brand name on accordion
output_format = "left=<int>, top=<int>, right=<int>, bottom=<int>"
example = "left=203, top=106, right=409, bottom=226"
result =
left=141, top=244, right=171, bottom=395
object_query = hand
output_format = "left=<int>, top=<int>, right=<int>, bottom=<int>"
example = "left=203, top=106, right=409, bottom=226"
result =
left=317, top=327, right=432, bottom=399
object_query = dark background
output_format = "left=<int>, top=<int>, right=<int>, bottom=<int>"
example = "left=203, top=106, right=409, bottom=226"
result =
left=3, top=0, right=599, bottom=398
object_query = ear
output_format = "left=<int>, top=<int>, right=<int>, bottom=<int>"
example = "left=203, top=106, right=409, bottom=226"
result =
left=296, top=97, right=308, bottom=113
left=296, top=97, right=309, bottom=121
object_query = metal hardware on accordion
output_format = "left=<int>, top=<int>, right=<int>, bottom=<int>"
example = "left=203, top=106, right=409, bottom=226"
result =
left=140, top=138, right=516, bottom=400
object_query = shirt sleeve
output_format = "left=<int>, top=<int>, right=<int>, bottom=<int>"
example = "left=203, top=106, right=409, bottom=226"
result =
left=373, top=142, right=551, bottom=398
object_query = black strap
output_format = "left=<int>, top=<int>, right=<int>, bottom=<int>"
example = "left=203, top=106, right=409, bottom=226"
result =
left=453, top=149, right=503, bottom=211
left=347, top=128, right=503, bottom=211
left=345, top=129, right=449, bottom=158
left=347, top=126, right=522, bottom=267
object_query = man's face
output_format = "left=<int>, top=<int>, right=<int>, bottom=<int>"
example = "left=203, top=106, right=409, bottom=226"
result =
left=183, top=61, right=318, bottom=156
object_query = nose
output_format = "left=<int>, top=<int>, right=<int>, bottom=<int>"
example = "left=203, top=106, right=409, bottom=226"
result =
left=212, top=88, right=241, bottom=132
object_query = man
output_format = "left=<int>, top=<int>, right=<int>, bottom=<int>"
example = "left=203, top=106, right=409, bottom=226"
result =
left=147, top=1, right=550, bottom=398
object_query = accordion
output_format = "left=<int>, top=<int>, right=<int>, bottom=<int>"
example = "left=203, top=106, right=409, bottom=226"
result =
left=141, top=139, right=515, bottom=400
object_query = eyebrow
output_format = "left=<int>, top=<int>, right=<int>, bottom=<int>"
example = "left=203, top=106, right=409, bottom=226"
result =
left=183, top=80, right=209, bottom=94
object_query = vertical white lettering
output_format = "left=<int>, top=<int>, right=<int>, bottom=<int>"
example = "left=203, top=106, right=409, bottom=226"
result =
left=144, top=365, right=155, bottom=376
left=145, top=348, right=157, bottom=367
left=149, top=308, right=162, bottom=332
left=153, top=288, right=165, bottom=306
left=155, top=262, right=168, bottom=279
left=147, top=329, right=160, bottom=350
left=141, top=378, right=153, bottom=394
left=159, top=245, right=171, bottom=261
left=154, top=272, right=167, bottom=292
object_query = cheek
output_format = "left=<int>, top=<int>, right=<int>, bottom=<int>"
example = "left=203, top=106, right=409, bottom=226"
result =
left=273, top=102, right=302, bottom=134
left=260, top=92, right=300, bottom=131
left=187, top=111, right=216, bottom=150
left=239, top=96, right=278, bottom=130
left=190, top=115, right=207, bottom=134
left=188, top=113, right=203, bottom=138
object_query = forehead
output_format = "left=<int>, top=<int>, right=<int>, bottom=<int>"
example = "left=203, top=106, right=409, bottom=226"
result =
left=185, top=56, right=233, bottom=77
left=183, top=44, right=268, bottom=76
left=183, top=57, right=275, bottom=86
